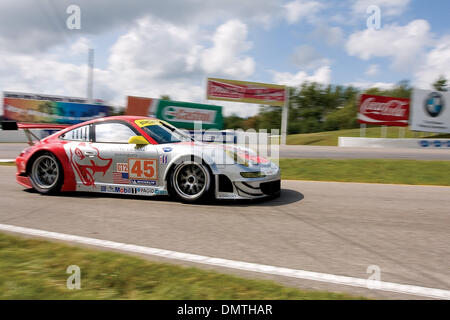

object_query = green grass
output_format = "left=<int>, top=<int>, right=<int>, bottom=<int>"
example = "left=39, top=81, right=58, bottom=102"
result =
left=3, top=159, right=449, bottom=185
left=0, top=232, right=361, bottom=300
left=0, top=162, right=15, bottom=166
left=287, top=127, right=449, bottom=146
left=280, top=159, right=450, bottom=186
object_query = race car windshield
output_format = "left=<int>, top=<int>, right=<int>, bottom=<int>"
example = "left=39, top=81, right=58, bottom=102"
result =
left=141, top=123, right=194, bottom=144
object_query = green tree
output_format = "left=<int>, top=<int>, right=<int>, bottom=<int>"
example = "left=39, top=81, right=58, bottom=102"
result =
left=160, top=95, right=171, bottom=100
left=223, top=114, right=245, bottom=129
left=433, top=75, right=448, bottom=91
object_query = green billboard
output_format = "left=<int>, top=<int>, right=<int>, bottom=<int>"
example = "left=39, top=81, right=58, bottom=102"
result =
left=155, top=99, right=223, bottom=130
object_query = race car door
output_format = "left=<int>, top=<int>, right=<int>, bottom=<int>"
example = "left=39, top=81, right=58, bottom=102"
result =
left=88, top=121, right=160, bottom=190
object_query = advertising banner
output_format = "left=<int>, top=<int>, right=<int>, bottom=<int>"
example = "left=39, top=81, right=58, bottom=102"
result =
left=206, top=78, right=286, bottom=106
left=411, top=89, right=450, bottom=133
left=126, top=97, right=223, bottom=130
left=358, top=94, right=410, bottom=127
left=3, top=91, right=109, bottom=124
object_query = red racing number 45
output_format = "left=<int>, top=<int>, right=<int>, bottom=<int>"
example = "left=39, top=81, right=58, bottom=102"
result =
left=128, top=159, right=157, bottom=180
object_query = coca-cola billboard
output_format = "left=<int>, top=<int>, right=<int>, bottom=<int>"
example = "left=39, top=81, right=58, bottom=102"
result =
left=358, top=94, right=410, bottom=127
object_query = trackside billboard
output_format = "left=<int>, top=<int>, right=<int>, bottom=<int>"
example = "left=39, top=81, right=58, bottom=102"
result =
left=126, top=96, right=223, bottom=130
left=206, top=78, right=286, bottom=106
left=411, top=89, right=450, bottom=133
left=358, top=94, right=410, bottom=127
left=2, top=91, right=109, bottom=124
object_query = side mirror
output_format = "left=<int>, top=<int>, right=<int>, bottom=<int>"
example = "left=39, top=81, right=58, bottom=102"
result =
left=128, top=136, right=149, bottom=145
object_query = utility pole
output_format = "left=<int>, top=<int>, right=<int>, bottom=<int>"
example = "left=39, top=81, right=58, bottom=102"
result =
left=87, top=48, right=94, bottom=102
left=281, top=86, right=289, bottom=145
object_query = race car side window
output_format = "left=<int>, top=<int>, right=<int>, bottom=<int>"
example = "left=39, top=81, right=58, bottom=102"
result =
left=60, top=125, right=90, bottom=141
left=94, top=122, right=137, bottom=143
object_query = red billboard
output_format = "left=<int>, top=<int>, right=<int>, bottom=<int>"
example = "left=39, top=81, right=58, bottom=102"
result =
left=206, top=78, right=286, bottom=106
left=358, top=94, right=410, bottom=127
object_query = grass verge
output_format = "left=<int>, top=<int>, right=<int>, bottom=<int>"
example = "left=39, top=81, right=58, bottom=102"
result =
left=287, top=127, right=449, bottom=146
left=2, top=159, right=449, bottom=186
left=0, top=162, right=15, bottom=166
left=280, top=158, right=450, bottom=186
left=0, top=232, right=361, bottom=300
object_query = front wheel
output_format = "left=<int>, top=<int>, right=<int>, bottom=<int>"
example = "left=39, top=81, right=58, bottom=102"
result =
left=169, top=161, right=212, bottom=203
left=29, top=152, right=63, bottom=194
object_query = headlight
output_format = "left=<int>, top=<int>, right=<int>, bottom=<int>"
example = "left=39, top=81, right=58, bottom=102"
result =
left=240, top=171, right=266, bottom=178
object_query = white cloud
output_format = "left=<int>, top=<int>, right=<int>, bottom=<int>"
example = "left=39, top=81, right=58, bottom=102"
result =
left=352, top=0, right=411, bottom=17
left=0, top=17, right=257, bottom=116
left=201, top=20, right=254, bottom=78
left=0, top=52, right=88, bottom=98
left=283, top=0, right=324, bottom=24
left=346, top=19, right=433, bottom=70
left=0, top=0, right=283, bottom=54
left=365, top=64, right=379, bottom=76
left=346, top=81, right=395, bottom=90
left=291, top=45, right=330, bottom=69
left=272, top=66, right=331, bottom=87
left=69, top=37, right=91, bottom=56
left=414, top=36, right=450, bottom=89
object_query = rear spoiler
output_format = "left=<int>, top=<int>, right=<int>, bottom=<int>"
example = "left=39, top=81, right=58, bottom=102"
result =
left=1, top=121, right=71, bottom=145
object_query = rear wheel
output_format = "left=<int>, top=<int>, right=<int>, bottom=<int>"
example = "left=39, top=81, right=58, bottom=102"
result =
left=169, top=161, right=212, bottom=203
left=29, top=153, right=63, bottom=194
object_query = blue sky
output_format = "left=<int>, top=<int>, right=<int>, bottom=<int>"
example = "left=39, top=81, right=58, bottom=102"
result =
left=1, top=0, right=450, bottom=117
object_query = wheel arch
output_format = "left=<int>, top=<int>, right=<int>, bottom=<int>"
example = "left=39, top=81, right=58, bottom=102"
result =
left=26, top=144, right=76, bottom=191
left=163, top=154, right=218, bottom=183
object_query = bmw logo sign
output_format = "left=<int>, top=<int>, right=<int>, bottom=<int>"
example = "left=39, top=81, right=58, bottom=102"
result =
left=424, top=92, right=444, bottom=117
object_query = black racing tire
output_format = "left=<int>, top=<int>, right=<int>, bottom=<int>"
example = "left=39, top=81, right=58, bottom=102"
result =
left=168, top=160, right=214, bottom=203
left=29, top=152, right=64, bottom=195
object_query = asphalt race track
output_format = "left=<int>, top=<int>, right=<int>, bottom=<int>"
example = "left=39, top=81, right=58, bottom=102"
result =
left=1, top=143, right=450, bottom=160
left=0, top=166, right=449, bottom=299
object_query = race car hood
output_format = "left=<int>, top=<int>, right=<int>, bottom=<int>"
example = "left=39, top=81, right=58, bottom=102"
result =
left=158, top=141, right=272, bottom=169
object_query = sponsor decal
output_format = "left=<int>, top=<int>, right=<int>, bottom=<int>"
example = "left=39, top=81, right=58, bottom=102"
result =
left=424, top=92, right=444, bottom=118
left=99, top=184, right=165, bottom=196
left=160, top=155, right=168, bottom=164
left=114, top=187, right=133, bottom=194
left=135, top=119, right=160, bottom=127
left=130, top=179, right=157, bottom=186
left=128, top=158, right=158, bottom=180
left=116, top=163, right=128, bottom=173
left=163, top=147, right=172, bottom=153
left=419, top=140, right=450, bottom=148
left=135, top=187, right=156, bottom=195
left=68, top=143, right=113, bottom=187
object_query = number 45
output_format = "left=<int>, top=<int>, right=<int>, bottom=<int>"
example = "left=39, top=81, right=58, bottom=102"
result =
left=129, top=159, right=157, bottom=180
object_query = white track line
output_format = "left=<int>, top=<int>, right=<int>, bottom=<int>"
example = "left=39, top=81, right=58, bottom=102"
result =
left=0, top=159, right=14, bottom=162
left=0, top=223, right=448, bottom=300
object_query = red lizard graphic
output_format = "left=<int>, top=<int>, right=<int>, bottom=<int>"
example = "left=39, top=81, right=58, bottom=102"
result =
left=69, top=143, right=113, bottom=186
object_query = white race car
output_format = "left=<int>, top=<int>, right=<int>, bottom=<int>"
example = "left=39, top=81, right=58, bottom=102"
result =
left=12, top=116, right=281, bottom=203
